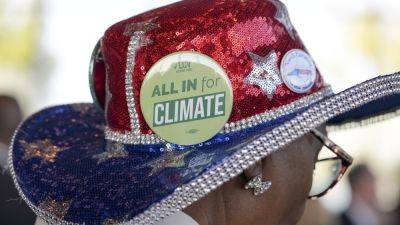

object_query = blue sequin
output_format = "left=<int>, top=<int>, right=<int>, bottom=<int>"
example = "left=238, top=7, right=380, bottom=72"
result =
left=12, top=103, right=303, bottom=224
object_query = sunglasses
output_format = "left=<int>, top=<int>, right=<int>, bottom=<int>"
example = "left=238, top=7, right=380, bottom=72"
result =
left=308, top=129, right=353, bottom=199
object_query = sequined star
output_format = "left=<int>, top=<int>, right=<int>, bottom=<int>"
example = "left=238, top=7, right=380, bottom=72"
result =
left=147, top=150, right=191, bottom=176
left=20, top=139, right=66, bottom=163
left=102, top=215, right=129, bottom=225
left=123, top=18, right=159, bottom=36
left=92, top=141, right=129, bottom=164
left=245, top=174, right=272, bottom=196
left=123, top=17, right=159, bottom=47
left=70, top=104, right=92, bottom=115
left=244, top=51, right=282, bottom=100
left=39, top=197, right=71, bottom=219
left=270, top=0, right=297, bottom=40
left=188, top=153, right=214, bottom=168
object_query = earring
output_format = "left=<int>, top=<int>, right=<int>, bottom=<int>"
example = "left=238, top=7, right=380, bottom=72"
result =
left=245, top=174, right=272, bottom=196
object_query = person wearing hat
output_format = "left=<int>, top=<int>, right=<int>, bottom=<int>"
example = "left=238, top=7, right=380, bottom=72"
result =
left=10, top=0, right=399, bottom=225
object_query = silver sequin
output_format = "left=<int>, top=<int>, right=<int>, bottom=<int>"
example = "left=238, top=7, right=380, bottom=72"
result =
left=123, top=20, right=159, bottom=143
left=92, top=141, right=128, bottom=164
left=105, top=87, right=333, bottom=144
left=244, top=51, right=282, bottom=100
left=270, top=0, right=297, bottom=40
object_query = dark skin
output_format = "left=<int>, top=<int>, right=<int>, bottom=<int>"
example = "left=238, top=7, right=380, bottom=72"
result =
left=184, top=127, right=326, bottom=225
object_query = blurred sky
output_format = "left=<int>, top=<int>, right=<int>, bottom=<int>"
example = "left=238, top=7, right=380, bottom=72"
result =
left=1, top=0, right=400, bottom=214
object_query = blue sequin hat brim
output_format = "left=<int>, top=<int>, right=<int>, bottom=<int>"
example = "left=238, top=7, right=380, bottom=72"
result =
left=9, top=72, right=400, bottom=225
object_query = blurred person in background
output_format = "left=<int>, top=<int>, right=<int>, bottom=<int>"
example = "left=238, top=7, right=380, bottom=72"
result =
left=386, top=178, right=400, bottom=225
left=340, top=164, right=383, bottom=225
left=297, top=200, right=338, bottom=225
left=0, top=95, right=36, bottom=225
left=393, top=197, right=400, bottom=225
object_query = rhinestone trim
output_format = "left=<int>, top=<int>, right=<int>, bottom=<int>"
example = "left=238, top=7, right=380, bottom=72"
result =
left=105, top=127, right=162, bottom=145
left=9, top=72, right=400, bottom=225
left=123, top=19, right=159, bottom=145
left=124, top=34, right=145, bottom=140
left=328, top=107, right=400, bottom=132
left=221, top=86, right=332, bottom=134
left=106, top=86, right=333, bottom=144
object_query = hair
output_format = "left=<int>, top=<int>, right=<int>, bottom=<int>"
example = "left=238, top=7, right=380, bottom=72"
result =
left=0, top=96, right=22, bottom=143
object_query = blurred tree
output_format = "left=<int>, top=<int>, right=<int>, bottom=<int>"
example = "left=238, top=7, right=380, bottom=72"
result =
left=351, top=10, right=400, bottom=73
left=0, top=0, right=41, bottom=68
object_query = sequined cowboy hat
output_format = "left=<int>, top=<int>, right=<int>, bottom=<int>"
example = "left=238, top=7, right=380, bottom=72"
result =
left=9, top=0, right=400, bottom=224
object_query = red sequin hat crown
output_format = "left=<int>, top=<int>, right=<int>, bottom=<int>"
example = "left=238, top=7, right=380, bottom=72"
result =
left=90, top=0, right=331, bottom=145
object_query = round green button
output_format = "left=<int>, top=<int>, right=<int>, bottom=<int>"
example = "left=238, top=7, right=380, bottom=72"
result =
left=140, top=51, right=233, bottom=145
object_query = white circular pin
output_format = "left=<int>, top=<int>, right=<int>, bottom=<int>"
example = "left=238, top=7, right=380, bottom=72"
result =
left=280, top=49, right=317, bottom=94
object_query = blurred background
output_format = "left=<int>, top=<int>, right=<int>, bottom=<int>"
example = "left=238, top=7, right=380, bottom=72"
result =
left=0, top=0, right=399, bottom=224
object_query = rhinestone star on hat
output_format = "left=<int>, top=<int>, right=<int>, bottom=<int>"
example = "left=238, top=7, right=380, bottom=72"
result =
left=244, top=51, right=282, bottom=100
left=123, top=18, right=159, bottom=36
left=92, top=141, right=128, bottom=164
left=20, top=139, right=66, bottom=163
left=271, top=0, right=297, bottom=40
left=38, top=197, right=72, bottom=220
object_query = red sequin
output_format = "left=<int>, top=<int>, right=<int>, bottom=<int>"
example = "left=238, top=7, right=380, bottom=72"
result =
left=101, top=0, right=326, bottom=134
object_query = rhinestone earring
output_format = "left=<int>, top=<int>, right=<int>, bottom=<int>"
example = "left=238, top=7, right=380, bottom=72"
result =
left=245, top=174, right=272, bottom=196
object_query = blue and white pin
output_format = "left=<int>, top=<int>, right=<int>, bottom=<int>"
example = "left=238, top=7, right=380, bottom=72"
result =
left=280, top=49, right=317, bottom=94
